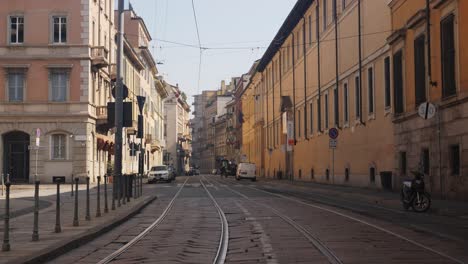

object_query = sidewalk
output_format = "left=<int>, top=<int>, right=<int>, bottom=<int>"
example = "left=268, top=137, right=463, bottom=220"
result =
left=258, top=178, right=468, bottom=218
left=0, top=182, right=156, bottom=264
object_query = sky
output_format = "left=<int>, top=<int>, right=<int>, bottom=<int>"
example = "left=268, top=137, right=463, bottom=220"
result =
left=127, top=0, right=297, bottom=105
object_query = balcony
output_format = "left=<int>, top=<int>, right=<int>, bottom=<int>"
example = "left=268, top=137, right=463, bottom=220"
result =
left=96, top=106, right=108, bottom=121
left=91, top=46, right=109, bottom=69
left=96, top=105, right=112, bottom=133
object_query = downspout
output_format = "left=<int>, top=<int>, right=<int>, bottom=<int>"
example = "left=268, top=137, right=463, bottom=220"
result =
left=358, top=0, right=365, bottom=125
left=265, top=72, right=268, bottom=152
left=292, top=32, right=297, bottom=143
left=317, top=5, right=322, bottom=133
left=303, top=17, right=308, bottom=140
left=334, top=1, right=340, bottom=128
left=280, top=48, right=285, bottom=179
left=272, top=61, right=275, bottom=148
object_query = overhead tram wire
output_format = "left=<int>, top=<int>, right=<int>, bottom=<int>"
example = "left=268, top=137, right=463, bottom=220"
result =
left=191, top=0, right=203, bottom=94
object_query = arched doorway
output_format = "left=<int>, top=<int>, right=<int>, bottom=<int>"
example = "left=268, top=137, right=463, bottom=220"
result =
left=3, top=131, right=30, bottom=183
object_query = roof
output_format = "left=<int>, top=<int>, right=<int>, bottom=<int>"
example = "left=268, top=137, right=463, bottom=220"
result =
left=257, top=0, right=314, bottom=72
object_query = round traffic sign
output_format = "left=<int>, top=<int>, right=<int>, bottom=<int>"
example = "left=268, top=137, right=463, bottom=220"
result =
left=329, top=128, right=339, bottom=140
left=418, top=102, right=436, bottom=120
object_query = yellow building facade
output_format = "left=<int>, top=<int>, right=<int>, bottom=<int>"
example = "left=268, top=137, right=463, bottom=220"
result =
left=389, top=0, right=468, bottom=199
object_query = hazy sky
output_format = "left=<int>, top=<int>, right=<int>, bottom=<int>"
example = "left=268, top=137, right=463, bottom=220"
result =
left=128, top=0, right=297, bottom=104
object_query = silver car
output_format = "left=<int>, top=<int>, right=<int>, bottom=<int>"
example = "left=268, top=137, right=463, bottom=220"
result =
left=147, top=165, right=174, bottom=183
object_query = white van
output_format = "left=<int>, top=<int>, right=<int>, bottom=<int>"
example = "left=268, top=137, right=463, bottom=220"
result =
left=236, top=163, right=256, bottom=181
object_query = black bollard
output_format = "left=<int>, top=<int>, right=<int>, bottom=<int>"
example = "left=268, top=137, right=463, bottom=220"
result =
left=32, top=180, right=40, bottom=242
left=133, top=174, right=137, bottom=199
left=104, top=175, right=109, bottom=213
left=117, top=174, right=121, bottom=207
left=140, top=173, right=143, bottom=197
left=73, top=178, right=79, bottom=226
left=111, top=174, right=116, bottom=210
left=85, top=177, right=90, bottom=221
left=71, top=174, right=74, bottom=197
left=2, top=181, right=11, bottom=251
left=126, top=175, right=130, bottom=202
left=96, top=176, right=101, bottom=217
left=122, top=175, right=127, bottom=205
left=55, top=181, right=61, bottom=233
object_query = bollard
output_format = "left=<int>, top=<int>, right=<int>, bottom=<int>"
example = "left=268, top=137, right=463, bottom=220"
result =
left=2, top=181, right=11, bottom=251
left=104, top=175, right=109, bottom=213
left=126, top=175, right=130, bottom=203
left=122, top=175, right=127, bottom=205
left=111, top=174, right=116, bottom=210
left=55, top=181, right=61, bottom=233
left=133, top=174, right=137, bottom=199
left=85, top=177, right=90, bottom=221
left=32, top=180, right=40, bottom=242
left=73, top=178, right=79, bottom=226
left=117, top=174, right=121, bottom=207
left=71, top=174, right=74, bottom=197
left=140, top=173, right=143, bottom=197
left=96, top=176, right=101, bottom=217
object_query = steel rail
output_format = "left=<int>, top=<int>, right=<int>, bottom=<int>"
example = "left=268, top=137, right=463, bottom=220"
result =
left=206, top=176, right=342, bottom=264
left=97, top=178, right=189, bottom=264
left=200, top=178, right=229, bottom=264
left=219, top=177, right=465, bottom=264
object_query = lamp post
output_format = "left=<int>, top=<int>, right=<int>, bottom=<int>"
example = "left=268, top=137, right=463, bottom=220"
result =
left=137, top=96, right=146, bottom=183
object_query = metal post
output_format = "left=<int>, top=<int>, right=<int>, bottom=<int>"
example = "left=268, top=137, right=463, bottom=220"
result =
left=117, top=173, right=121, bottom=207
left=71, top=174, right=74, bottom=197
left=55, top=182, right=61, bottom=233
left=112, top=174, right=116, bottom=210
left=2, top=181, right=11, bottom=251
left=140, top=173, right=143, bottom=197
left=96, top=176, right=101, bottom=217
left=104, top=175, right=109, bottom=213
left=114, top=0, right=124, bottom=210
left=1, top=173, right=4, bottom=196
left=73, top=178, right=79, bottom=226
left=126, top=175, right=130, bottom=202
left=133, top=174, right=137, bottom=198
left=122, top=175, right=127, bottom=205
left=85, top=177, right=90, bottom=221
left=32, top=181, right=40, bottom=241
left=332, top=148, right=335, bottom=185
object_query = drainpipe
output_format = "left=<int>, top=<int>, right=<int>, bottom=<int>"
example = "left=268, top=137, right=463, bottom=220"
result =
left=334, top=1, right=340, bottom=128
left=272, top=61, right=275, bottom=148
left=317, top=6, right=322, bottom=133
left=292, top=32, right=297, bottom=143
left=358, top=0, right=365, bottom=125
left=280, top=48, right=285, bottom=179
left=303, top=17, right=308, bottom=140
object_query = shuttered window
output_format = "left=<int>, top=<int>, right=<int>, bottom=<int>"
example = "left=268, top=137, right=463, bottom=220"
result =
left=368, top=67, right=374, bottom=114
left=355, top=76, right=361, bottom=118
left=334, top=87, right=339, bottom=126
left=8, top=72, right=24, bottom=102
left=309, top=102, right=314, bottom=134
left=52, top=134, right=66, bottom=160
left=441, top=14, right=456, bottom=98
left=324, top=94, right=329, bottom=129
left=343, top=83, right=349, bottom=123
left=393, top=50, right=404, bottom=114
left=384, top=57, right=391, bottom=108
left=50, top=70, right=68, bottom=102
left=414, top=35, right=427, bottom=105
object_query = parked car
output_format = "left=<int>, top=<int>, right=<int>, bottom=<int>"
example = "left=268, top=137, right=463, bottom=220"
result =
left=147, top=165, right=174, bottom=183
left=236, top=163, right=256, bottom=181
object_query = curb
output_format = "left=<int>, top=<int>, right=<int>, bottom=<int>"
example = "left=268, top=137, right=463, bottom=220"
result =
left=9, top=195, right=157, bottom=264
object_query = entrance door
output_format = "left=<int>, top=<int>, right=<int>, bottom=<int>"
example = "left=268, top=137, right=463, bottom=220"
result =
left=3, top=131, right=30, bottom=183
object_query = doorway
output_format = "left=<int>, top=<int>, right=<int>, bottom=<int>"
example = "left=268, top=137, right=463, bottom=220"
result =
left=3, top=131, right=30, bottom=183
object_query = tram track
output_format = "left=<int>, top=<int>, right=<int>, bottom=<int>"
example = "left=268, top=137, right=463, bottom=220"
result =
left=205, top=176, right=343, bottom=264
left=216, top=176, right=465, bottom=264
left=97, top=176, right=229, bottom=264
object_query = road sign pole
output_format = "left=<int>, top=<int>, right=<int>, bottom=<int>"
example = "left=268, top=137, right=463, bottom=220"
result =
left=332, top=148, right=335, bottom=184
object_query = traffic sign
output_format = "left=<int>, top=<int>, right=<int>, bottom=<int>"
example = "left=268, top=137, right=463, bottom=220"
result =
left=329, top=139, right=337, bottom=149
left=418, top=102, right=436, bottom=120
left=329, top=128, right=339, bottom=140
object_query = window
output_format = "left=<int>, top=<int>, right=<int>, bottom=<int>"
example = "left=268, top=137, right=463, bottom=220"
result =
left=384, top=57, right=391, bottom=108
left=50, top=70, right=69, bottom=102
left=308, top=15, right=312, bottom=46
left=332, top=0, right=337, bottom=21
left=422, top=148, right=430, bottom=175
left=334, top=87, right=339, bottom=126
left=414, top=35, right=426, bottom=105
left=323, top=0, right=328, bottom=30
left=449, top=145, right=460, bottom=176
left=368, top=67, right=374, bottom=114
left=400, top=151, right=407, bottom=175
left=355, top=76, right=361, bottom=118
left=342, top=0, right=346, bottom=10
left=9, top=16, right=24, bottom=44
left=316, top=5, right=320, bottom=40
left=393, top=50, right=404, bottom=114
left=53, top=16, right=67, bottom=43
left=441, top=14, right=456, bottom=98
left=52, top=134, right=66, bottom=160
left=369, top=167, right=376, bottom=183
left=343, top=83, right=349, bottom=123
left=317, top=97, right=322, bottom=132
left=8, top=71, right=24, bottom=102
left=298, top=110, right=301, bottom=138
left=324, top=94, right=329, bottom=129
left=309, top=102, right=314, bottom=134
